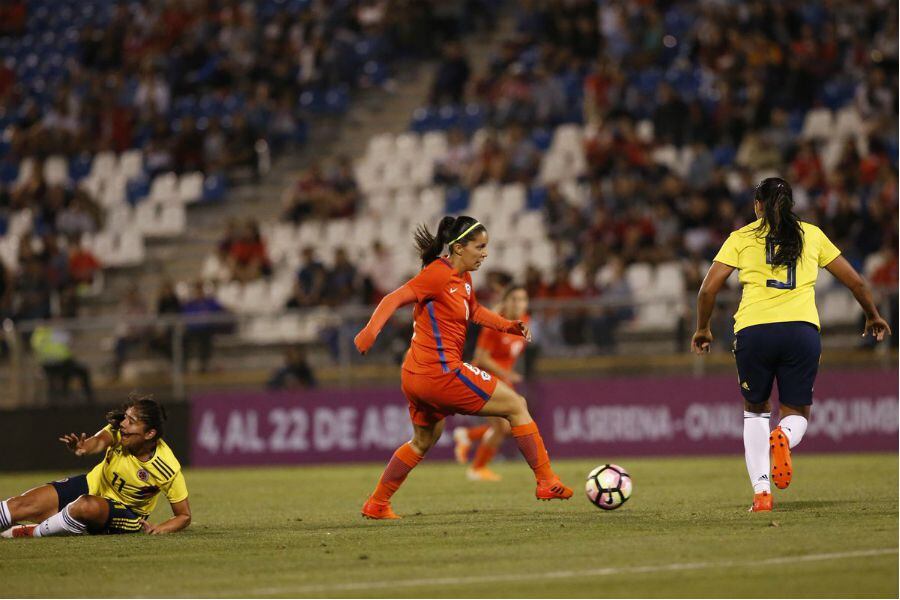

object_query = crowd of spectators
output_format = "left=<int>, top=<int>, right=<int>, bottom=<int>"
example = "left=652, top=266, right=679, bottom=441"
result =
left=420, top=0, right=900, bottom=338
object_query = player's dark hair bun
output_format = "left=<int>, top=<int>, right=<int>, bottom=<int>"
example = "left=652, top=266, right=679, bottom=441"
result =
left=413, top=216, right=485, bottom=268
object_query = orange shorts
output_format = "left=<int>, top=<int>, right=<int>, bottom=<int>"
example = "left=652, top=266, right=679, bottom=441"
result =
left=401, top=363, right=498, bottom=427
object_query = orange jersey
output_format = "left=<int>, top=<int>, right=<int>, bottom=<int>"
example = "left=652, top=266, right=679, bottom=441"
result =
left=402, top=258, right=481, bottom=376
left=475, top=315, right=529, bottom=383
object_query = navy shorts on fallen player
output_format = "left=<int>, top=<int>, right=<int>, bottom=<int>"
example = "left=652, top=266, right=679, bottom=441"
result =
left=50, top=474, right=144, bottom=535
left=732, top=321, right=821, bottom=407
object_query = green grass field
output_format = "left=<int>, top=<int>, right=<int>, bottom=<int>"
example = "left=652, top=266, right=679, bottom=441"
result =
left=1, top=453, right=897, bottom=598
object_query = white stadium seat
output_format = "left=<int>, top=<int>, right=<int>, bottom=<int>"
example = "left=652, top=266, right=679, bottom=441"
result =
left=149, top=172, right=178, bottom=204
left=177, top=172, right=204, bottom=204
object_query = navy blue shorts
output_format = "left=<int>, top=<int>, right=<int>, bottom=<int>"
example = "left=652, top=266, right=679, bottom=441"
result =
left=49, top=474, right=144, bottom=535
left=732, top=321, right=821, bottom=407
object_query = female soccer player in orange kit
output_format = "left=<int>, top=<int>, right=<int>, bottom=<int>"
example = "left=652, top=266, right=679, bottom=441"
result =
left=453, top=285, right=530, bottom=482
left=354, top=216, right=572, bottom=519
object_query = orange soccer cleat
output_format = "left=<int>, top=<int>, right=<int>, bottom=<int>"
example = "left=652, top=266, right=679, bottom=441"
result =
left=453, top=427, right=472, bottom=464
left=769, top=426, right=793, bottom=489
left=1, top=524, right=36, bottom=538
left=466, top=467, right=502, bottom=482
left=361, top=499, right=401, bottom=520
left=535, top=477, right=573, bottom=501
left=748, top=491, right=773, bottom=512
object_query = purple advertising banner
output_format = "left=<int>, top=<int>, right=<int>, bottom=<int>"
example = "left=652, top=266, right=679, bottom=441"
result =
left=190, top=369, right=898, bottom=467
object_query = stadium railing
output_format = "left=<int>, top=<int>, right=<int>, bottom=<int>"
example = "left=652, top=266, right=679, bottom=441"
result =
left=1, top=286, right=895, bottom=409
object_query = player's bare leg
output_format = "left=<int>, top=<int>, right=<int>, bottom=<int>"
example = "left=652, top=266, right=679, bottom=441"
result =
left=467, top=417, right=508, bottom=482
left=478, top=380, right=572, bottom=500
left=362, top=420, right=445, bottom=519
left=770, top=403, right=810, bottom=490
left=453, top=424, right=489, bottom=464
left=1, top=484, right=61, bottom=536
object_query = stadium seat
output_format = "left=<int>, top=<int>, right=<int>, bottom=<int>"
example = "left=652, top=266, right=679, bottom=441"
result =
left=43, top=155, right=69, bottom=186
left=149, top=172, right=178, bottom=204
left=801, top=108, right=834, bottom=141
left=118, top=149, right=144, bottom=181
left=177, top=172, right=205, bottom=205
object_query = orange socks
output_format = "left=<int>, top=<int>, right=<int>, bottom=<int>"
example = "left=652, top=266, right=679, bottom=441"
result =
left=471, top=444, right=497, bottom=470
left=370, top=442, right=423, bottom=504
left=511, top=421, right=555, bottom=481
left=467, top=424, right=490, bottom=442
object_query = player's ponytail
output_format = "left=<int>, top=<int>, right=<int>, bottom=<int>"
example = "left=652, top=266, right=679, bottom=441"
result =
left=753, top=177, right=803, bottom=266
left=413, top=215, right=486, bottom=268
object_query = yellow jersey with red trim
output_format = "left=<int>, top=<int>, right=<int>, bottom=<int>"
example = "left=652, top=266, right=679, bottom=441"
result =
left=86, top=425, right=189, bottom=516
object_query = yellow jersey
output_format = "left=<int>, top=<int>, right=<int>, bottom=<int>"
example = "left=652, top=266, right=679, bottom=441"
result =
left=713, top=219, right=841, bottom=333
left=86, top=425, right=189, bottom=517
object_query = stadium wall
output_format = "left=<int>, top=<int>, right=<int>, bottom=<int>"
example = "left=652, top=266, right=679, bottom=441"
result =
left=190, top=368, right=898, bottom=467
left=0, top=402, right=189, bottom=472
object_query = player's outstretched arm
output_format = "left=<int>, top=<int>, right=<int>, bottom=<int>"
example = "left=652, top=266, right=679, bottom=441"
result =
left=825, top=256, right=892, bottom=341
left=470, top=304, right=530, bottom=340
left=354, top=285, right=418, bottom=354
left=58, top=428, right=114, bottom=457
left=692, top=261, right=735, bottom=354
left=142, top=498, right=191, bottom=535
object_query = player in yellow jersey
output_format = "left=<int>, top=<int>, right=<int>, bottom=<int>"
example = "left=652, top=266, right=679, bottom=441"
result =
left=691, top=177, right=891, bottom=513
left=1, top=395, right=190, bottom=538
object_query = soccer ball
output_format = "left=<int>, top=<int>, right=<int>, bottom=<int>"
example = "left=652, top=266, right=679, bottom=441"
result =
left=585, top=464, right=632, bottom=510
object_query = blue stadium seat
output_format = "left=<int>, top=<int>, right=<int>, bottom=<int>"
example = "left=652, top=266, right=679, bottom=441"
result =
left=126, top=175, right=151, bottom=206
left=461, top=103, right=484, bottom=133
left=68, top=154, right=93, bottom=182
left=527, top=186, right=548, bottom=211
left=531, top=128, right=552, bottom=151
left=410, top=106, right=438, bottom=133
left=712, top=145, right=736, bottom=167
left=444, top=186, right=470, bottom=214
left=202, top=174, right=227, bottom=203
left=437, top=105, right=461, bottom=130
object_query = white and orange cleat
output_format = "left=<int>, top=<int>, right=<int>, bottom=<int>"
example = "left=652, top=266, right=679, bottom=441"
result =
left=1, top=525, right=36, bottom=538
left=466, top=467, right=502, bottom=482
left=769, top=426, right=793, bottom=489
left=453, top=427, right=472, bottom=465
left=748, top=491, right=773, bottom=512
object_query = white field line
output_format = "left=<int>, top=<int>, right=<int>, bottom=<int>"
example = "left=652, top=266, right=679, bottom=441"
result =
left=228, top=547, right=898, bottom=597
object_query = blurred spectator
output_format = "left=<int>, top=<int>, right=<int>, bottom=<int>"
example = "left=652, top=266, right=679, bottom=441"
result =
left=430, top=40, right=471, bottom=106
left=324, top=247, right=363, bottom=306
left=30, top=322, right=94, bottom=403
left=434, top=128, right=475, bottom=186
left=591, top=257, right=634, bottom=351
left=112, top=284, right=152, bottom=379
left=226, top=219, right=271, bottom=282
left=288, top=247, right=328, bottom=308
left=67, top=239, right=102, bottom=290
left=150, top=279, right=182, bottom=361
left=266, top=346, right=318, bottom=390
left=359, top=240, right=398, bottom=303
left=181, top=281, right=226, bottom=373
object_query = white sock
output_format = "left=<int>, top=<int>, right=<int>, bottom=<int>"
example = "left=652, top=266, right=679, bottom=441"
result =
left=779, top=415, right=808, bottom=449
left=0, top=500, right=11, bottom=530
left=34, top=505, right=88, bottom=537
left=743, top=411, right=772, bottom=494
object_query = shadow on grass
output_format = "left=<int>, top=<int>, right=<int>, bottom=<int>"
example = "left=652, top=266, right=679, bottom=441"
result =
left=775, top=500, right=856, bottom=511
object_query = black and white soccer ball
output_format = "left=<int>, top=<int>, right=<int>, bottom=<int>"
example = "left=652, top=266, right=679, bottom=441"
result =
left=585, top=464, right=632, bottom=510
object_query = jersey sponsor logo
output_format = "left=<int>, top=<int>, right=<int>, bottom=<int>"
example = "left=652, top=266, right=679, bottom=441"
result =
left=137, top=468, right=149, bottom=482
left=449, top=287, right=458, bottom=293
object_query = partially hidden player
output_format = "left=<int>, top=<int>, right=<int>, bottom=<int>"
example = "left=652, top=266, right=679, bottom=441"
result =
left=691, top=177, right=891, bottom=512
left=1, top=395, right=191, bottom=537
left=354, top=216, right=573, bottom=519
left=453, top=285, right=530, bottom=482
